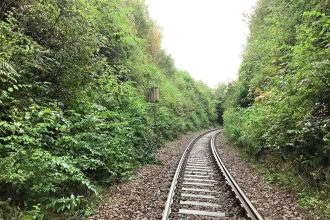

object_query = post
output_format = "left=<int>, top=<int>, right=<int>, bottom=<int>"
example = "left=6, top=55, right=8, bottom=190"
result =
left=153, top=101, right=158, bottom=146
left=146, top=87, right=160, bottom=148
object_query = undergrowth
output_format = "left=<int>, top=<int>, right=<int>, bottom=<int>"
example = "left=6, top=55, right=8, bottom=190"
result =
left=0, top=0, right=217, bottom=218
left=227, top=139, right=330, bottom=219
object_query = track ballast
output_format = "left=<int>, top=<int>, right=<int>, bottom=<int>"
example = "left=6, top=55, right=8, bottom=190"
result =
left=162, top=130, right=264, bottom=220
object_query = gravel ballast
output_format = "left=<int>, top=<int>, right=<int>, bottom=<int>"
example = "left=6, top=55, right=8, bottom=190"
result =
left=169, top=131, right=241, bottom=220
left=88, top=130, right=318, bottom=219
left=88, top=131, right=207, bottom=220
left=215, top=132, right=315, bottom=220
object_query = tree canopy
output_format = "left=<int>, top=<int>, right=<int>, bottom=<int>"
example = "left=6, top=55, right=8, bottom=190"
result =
left=216, top=0, right=329, bottom=217
left=0, top=0, right=216, bottom=218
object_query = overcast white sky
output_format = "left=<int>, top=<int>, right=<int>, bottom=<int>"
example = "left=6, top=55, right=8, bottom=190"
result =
left=145, top=0, right=257, bottom=88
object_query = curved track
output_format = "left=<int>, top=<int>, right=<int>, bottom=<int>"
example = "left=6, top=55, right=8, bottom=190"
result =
left=162, top=130, right=263, bottom=220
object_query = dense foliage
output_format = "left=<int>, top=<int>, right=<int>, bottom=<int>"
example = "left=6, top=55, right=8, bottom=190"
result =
left=0, top=0, right=216, bottom=218
left=217, top=0, right=329, bottom=216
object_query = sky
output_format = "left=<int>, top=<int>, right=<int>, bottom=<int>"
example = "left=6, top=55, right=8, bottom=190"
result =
left=145, top=0, right=257, bottom=88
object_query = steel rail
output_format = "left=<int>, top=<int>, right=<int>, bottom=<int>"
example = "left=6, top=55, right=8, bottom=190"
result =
left=210, top=131, right=264, bottom=220
left=161, top=129, right=216, bottom=220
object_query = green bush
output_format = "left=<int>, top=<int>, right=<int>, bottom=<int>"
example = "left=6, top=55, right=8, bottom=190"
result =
left=0, top=0, right=216, bottom=218
left=219, top=0, right=329, bottom=217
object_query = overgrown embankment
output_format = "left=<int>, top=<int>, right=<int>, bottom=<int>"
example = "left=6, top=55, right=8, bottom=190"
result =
left=215, top=0, right=329, bottom=217
left=0, top=0, right=216, bottom=218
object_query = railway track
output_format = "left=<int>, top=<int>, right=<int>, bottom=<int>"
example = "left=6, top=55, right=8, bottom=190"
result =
left=162, top=130, right=263, bottom=220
